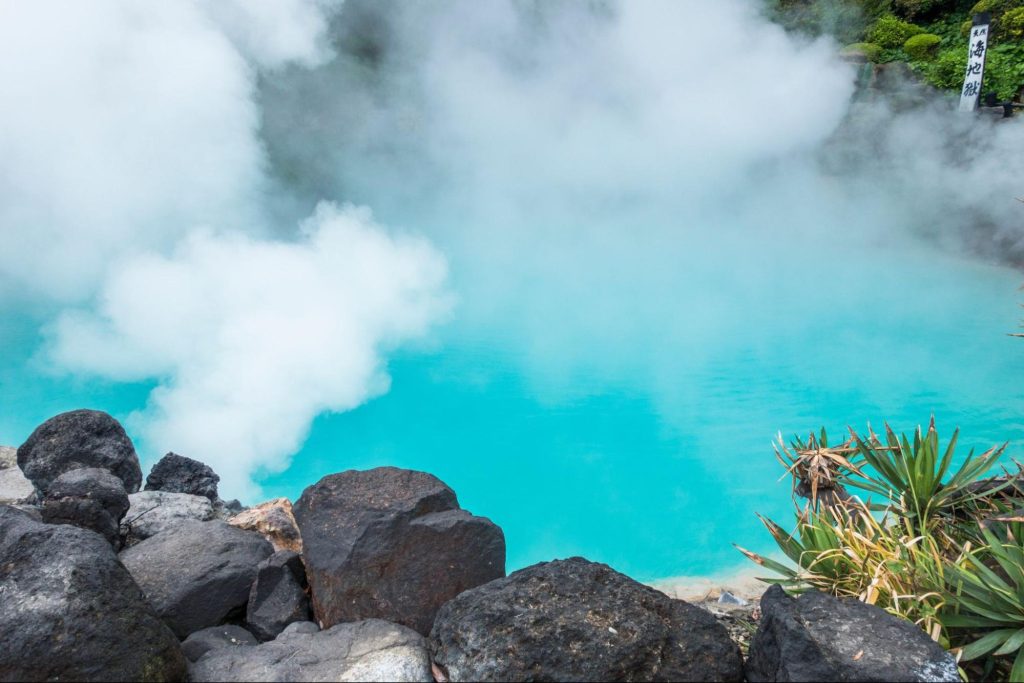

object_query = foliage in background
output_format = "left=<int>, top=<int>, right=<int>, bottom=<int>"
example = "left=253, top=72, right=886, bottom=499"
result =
left=736, top=420, right=1024, bottom=680
left=766, top=0, right=1024, bottom=100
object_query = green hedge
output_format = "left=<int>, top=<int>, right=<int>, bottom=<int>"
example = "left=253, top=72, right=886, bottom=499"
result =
left=869, top=15, right=926, bottom=47
left=904, top=32, right=944, bottom=58
left=843, top=41, right=885, bottom=60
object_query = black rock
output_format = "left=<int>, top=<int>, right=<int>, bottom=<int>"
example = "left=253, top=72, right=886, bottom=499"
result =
left=293, top=467, right=505, bottom=635
left=41, top=467, right=129, bottom=547
left=430, top=557, right=743, bottom=682
left=17, top=409, right=142, bottom=495
left=119, top=519, right=274, bottom=638
left=181, top=625, right=258, bottom=662
left=246, top=550, right=312, bottom=641
left=745, top=585, right=959, bottom=682
left=145, top=452, right=220, bottom=501
left=0, top=505, right=186, bottom=681
left=189, top=619, right=433, bottom=682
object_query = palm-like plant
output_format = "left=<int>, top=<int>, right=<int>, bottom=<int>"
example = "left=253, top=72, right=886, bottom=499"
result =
left=946, top=525, right=1024, bottom=682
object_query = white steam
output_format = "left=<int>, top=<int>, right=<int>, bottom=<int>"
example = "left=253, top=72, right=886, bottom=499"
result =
left=50, top=203, right=449, bottom=495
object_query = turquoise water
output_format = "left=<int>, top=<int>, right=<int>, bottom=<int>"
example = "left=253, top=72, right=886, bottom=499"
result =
left=3, top=241, right=1023, bottom=582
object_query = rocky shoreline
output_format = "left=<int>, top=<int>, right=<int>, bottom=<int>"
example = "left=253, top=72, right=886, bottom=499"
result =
left=1, top=409, right=962, bottom=681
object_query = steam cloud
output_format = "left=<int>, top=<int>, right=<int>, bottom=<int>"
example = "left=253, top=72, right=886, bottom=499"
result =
left=2, top=0, right=1022, bottom=499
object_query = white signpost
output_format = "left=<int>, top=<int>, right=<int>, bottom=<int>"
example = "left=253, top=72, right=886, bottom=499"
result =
left=959, top=14, right=991, bottom=112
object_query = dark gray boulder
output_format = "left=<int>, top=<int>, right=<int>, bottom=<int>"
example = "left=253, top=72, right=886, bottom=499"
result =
left=293, top=467, right=505, bottom=635
left=41, top=467, right=129, bottom=547
left=246, top=549, right=312, bottom=641
left=181, top=625, right=258, bottom=663
left=745, top=585, right=959, bottom=682
left=145, top=452, right=219, bottom=500
left=0, top=505, right=186, bottom=681
left=189, top=619, right=433, bottom=682
left=430, top=557, right=743, bottom=682
left=17, top=409, right=142, bottom=495
left=119, top=519, right=274, bottom=638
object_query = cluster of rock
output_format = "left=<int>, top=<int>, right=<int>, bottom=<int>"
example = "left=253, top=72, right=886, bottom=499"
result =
left=0, top=409, right=961, bottom=682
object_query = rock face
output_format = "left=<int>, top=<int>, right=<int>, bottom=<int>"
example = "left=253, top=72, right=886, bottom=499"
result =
left=246, top=549, right=312, bottom=641
left=17, top=409, right=142, bottom=495
left=430, top=557, right=744, bottom=682
left=181, top=624, right=258, bottom=663
left=40, top=467, right=129, bottom=547
left=745, top=585, right=959, bottom=682
left=229, top=497, right=302, bottom=553
left=120, top=519, right=274, bottom=638
left=0, top=446, right=33, bottom=504
left=189, top=619, right=433, bottom=683
left=124, top=490, right=214, bottom=541
left=145, top=452, right=219, bottom=500
left=0, top=505, right=186, bottom=681
left=294, top=467, right=505, bottom=635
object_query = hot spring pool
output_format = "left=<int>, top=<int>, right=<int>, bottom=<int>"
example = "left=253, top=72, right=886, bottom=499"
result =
left=4, top=244, right=1022, bottom=582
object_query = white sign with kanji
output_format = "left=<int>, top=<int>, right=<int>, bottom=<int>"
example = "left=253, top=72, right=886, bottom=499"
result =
left=959, top=23, right=990, bottom=111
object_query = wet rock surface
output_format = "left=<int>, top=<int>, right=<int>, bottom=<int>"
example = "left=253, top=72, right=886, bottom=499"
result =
left=189, top=618, right=433, bottom=683
left=294, top=467, right=505, bottom=635
left=119, top=519, right=273, bottom=638
left=16, top=409, right=142, bottom=495
left=430, top=557, right=744, bottom=682
left=745, top=584, right=959, bottom=683
left=0, top=505, right=186, bottom=681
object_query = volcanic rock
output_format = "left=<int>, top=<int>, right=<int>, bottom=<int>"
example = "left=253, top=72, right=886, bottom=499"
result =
left=17, top=409, right=142, bottom=495
left=0, top=505, right=186, bottom=681
left=189, top=619, right=433, bottom=683
left=246, top=549, right=312, bottom=641
left=40, top=467, right=129, bottom=547
left=293, top=467, right=505, bottom=635
left=181, top=624, right=258, bottom=663
left=745, top=584, right=959, bottom=682
left=120, top=519, right=273, bottom=638
left=123, top=490, right=214, bottom=541
left=229, top=497, right=302, bottom=553
left=0, top=446, right=33, bottom=504
left=430, top=557, right=743, bottom=682
left=145, top=452, right=219, bottom=500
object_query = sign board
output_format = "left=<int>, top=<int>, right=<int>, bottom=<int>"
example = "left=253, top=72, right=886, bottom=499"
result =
left=959, top=15, right=990, bottom=112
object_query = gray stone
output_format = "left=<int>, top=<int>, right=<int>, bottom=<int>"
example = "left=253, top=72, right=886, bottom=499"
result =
left=745, top=585, right=959, bottom=682
left=120, top=519, right=273, bottom=638
left=145, top=452, right=219, bottom=500
left=294, top=467, right=505, bottom=635
left=0, top=464, right=33, bottom=505
left=246, top=550, right=312, bottom=641
left=0, top=445, right=16, bottom=469
left=17, top=409, right=142, bottom=495
left=0, top=505, right=186, bottom=681
left=718, top=591, right=749, bottom=607
left=124, top=490, right=214, bottom=541
left=41, top=467, right=129, bottom=547
left=189, top=619, right=433, bottom=682
left=282, top=620, right=320, bottom=635
left=430, top=557, right=743, bottom=682
left=181, top=624, right=258, bottom=662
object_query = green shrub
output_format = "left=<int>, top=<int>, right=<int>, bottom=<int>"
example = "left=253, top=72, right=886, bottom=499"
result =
left=869, top=14, right=926, bottom=48
left=1003, top=6, right=1024, bottom=37
left=843, top=41, right=885, bottom=60
left=904, top=32, right=943, bottom=58
left=925, top=48, right=968, bottom=90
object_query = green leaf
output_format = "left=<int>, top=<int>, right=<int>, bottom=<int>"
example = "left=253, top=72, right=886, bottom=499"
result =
left=994, top=628, right=1024, bottom=657
left=1012, top=644, right=1024, bottom=683
left=960, top=629, right=1016, bottom=661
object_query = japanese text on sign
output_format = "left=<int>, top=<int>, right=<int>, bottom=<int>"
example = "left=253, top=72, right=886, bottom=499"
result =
left=959, top=24, right=989, bottom=111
